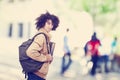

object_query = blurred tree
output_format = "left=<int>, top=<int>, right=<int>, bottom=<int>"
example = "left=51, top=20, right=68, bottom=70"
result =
left=68, top=0, right=119, bottom=33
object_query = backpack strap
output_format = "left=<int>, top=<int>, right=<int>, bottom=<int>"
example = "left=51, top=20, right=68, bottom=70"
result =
left=32, top=33, right=50, bottom=54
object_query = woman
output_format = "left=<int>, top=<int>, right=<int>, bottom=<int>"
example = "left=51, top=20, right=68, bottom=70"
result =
left=26, top=12, right=59, bottom=80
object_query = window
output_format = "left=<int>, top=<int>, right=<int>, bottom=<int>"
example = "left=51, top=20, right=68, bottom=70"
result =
left=8, top=23, right=13, bottom=37
left=18, top=23, right=23, bottom=38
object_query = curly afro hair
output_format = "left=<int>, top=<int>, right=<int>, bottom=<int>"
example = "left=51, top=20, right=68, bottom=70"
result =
left=35, top=12, right=59, bottom=30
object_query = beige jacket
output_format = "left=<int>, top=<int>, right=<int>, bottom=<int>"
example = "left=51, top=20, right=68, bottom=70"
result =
left=26, top=28, right=51, bottom=79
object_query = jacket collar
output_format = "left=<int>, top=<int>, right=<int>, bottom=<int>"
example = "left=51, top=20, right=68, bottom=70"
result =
left=38, top=28, right=51, bottom=41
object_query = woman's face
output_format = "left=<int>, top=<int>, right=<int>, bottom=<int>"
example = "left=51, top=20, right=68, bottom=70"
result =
left=44, top=19, right=53, bottom=32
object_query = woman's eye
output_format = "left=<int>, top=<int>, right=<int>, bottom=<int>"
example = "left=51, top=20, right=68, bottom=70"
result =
left=47, top=22, right=50, bottom=25
left=47, top=22, right=53, bottom=25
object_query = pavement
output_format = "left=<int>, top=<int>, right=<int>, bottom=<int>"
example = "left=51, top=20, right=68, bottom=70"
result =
left=0, top=56, right=120, bottom=80
left=47, top=57, right=120, bottom=80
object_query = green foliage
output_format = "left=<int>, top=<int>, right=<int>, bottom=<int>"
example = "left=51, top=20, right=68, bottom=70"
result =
left=82, top=0, right=90, bottom=12
left=69, top=0, right=118, bottom=14
left=101, top=5, right=110, bottom=13
left=100, top=0, right=117, bottom=13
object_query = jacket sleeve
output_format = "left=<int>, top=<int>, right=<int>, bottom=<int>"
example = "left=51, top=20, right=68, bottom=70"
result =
left=26, top=34, right=48, bottom=62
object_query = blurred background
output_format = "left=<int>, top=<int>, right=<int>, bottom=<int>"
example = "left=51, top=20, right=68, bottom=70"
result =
left=0, top=0, right=120, bottom=80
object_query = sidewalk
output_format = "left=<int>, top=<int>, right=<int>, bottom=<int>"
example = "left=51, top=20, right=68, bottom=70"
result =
left=0, top=63, right=24, bottom=80
left=47, top=56, right=120, bottom=80
left=0, top=55, right=120, bottom=80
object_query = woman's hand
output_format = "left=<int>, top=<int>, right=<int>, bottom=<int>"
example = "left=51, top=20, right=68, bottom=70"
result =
left=46, top=54, right=53, bottom=63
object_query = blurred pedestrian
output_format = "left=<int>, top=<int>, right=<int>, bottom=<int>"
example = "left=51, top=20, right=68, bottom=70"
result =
left=61, top=28, right=72, bottom=75
left=87, top=32, right=101, bottom=76
left=26, top=12, right=59, bottom=80
left=84, top=41, right=89, bottom=56
left=99, top=35, right=111, bottom=73
left=110, top=37, right=118, bottom=71
left=111, top=37, right=118, bottom=54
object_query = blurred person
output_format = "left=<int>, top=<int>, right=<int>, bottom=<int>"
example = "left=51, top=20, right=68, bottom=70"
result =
left=87, top=32, right=101, bottom=76
left=111, top=37, right=118, bottom=54
left=26, top=12, right=59, bottom=80
left=110, top=37, right=118, bottom=71
left=84, top=41, right=89, bottom=56
left=99, top=35, right=111, bottom=73
left=61, top=28, right=72, bottom=75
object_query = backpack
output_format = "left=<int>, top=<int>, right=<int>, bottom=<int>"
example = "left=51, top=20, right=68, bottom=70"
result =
left=19, top=33, right=48, bottom=75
